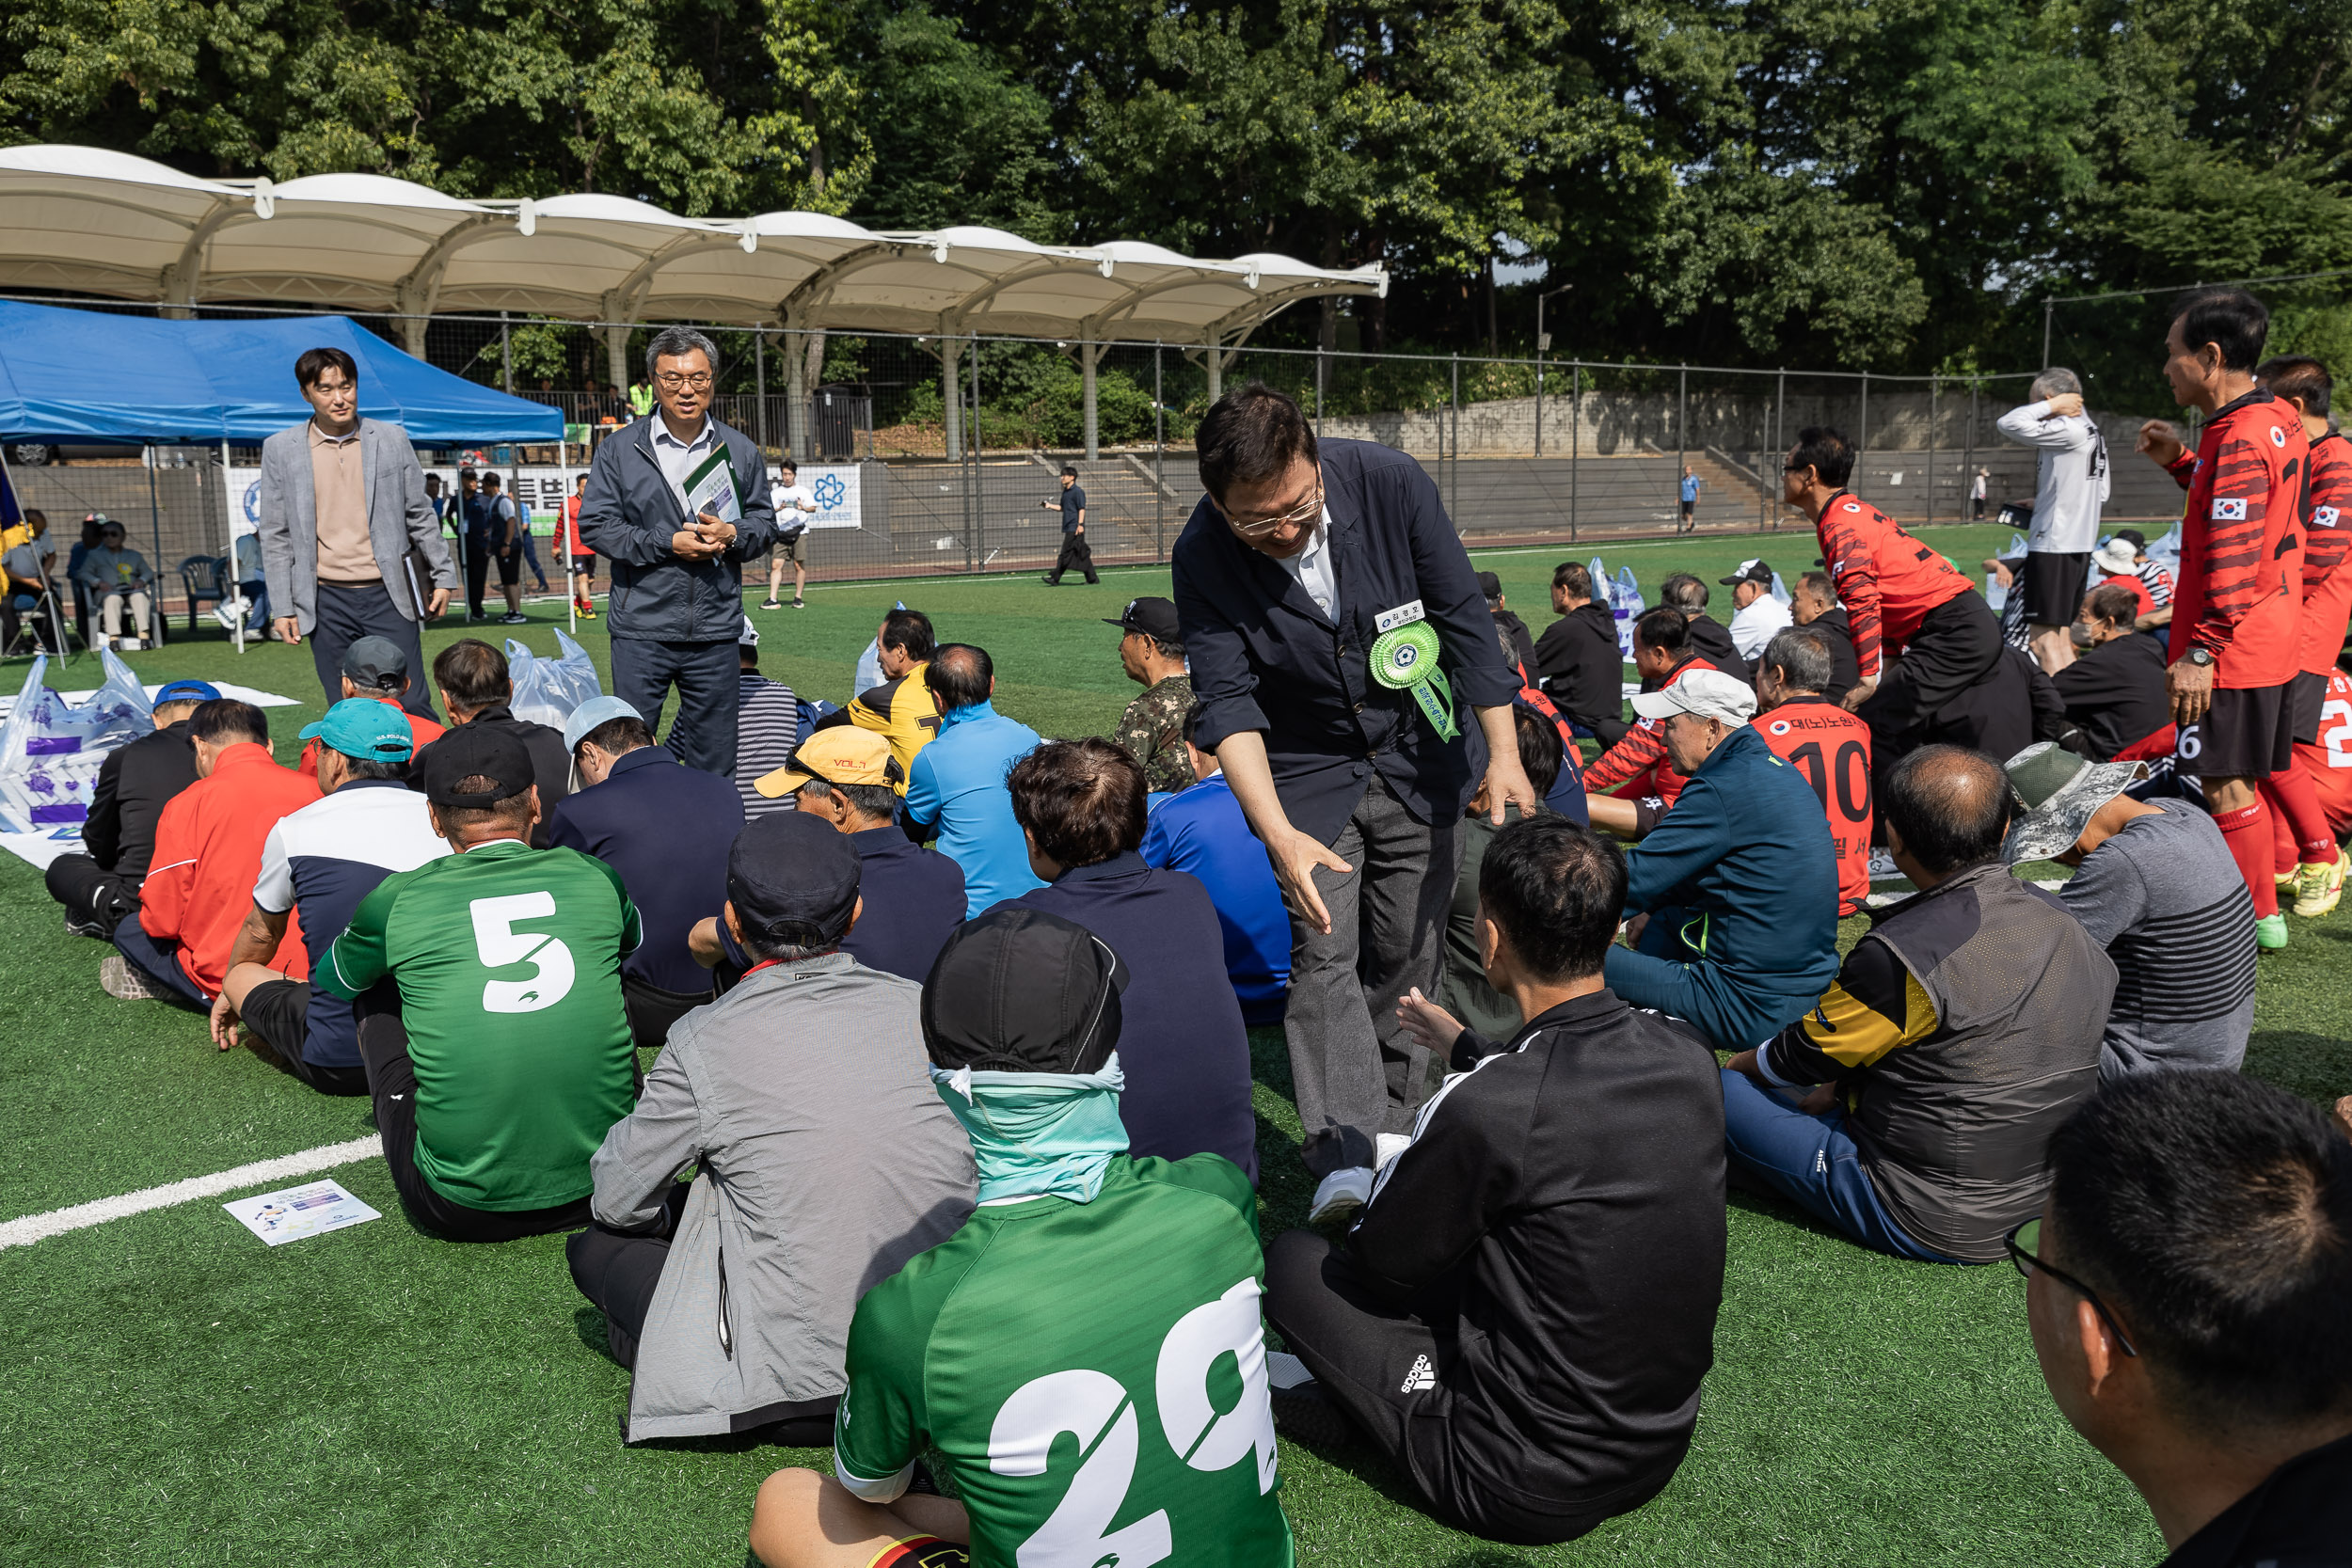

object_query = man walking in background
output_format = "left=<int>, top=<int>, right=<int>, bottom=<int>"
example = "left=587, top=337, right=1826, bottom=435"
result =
left=1996, top=369, right=2110, bottom=675
left=259, top=346, right=455, bottom=719
left=2134, top=290, right=2308, bottom=949
left=578, top=327, right=777, bottom=776
left=759, top=459, right=818, bottom=610
left=1040, top=464, right=1097, bottom=585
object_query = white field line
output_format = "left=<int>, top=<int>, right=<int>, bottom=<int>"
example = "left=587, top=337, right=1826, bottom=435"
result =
left=0, top=1134, right=383, bottom=1249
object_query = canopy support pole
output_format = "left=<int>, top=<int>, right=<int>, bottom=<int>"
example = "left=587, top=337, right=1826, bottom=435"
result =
left=221, top=438, right=243, bottom=655
left=560, top=436, right=576, bottom=636
left=940, top=338, right=963, bottom=461
left=1081, top=340, right=1101, bottom=462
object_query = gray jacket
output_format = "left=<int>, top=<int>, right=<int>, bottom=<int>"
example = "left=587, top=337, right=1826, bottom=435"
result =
left=256, top=417, right=458, bottom=634
left=575, top=414, right=777, bottom=644
left=588, top=951, right=976, bottom=1442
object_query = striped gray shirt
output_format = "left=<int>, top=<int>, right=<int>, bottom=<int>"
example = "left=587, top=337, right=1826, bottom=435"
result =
left=736, top=673, right=801, bottom=818
left=2058, top=799, right=2255, bottom=1080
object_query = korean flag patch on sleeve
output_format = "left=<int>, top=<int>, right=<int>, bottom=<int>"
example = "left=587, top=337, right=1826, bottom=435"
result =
left=2213, top=497, right=2249, bottom=521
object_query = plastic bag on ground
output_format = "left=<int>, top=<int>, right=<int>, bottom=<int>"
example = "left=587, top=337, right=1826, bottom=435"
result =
left=0, top=650, right=153, bottom=831
left=853, top=601, right=907, bottom=699
left=1770, top=571, right=1791, bottom=606
left=2145, top=524, right=2182, bottom=584
left=1587, top=559, right=1610, bottom=607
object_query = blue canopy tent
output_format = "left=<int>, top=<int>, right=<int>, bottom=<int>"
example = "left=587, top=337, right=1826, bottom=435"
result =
left=0, top=301, right=564, bottom=654
left=0, top=300, right=561, bottom=444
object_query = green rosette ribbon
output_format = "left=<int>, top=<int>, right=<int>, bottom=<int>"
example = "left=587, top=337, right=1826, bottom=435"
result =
left=1368, top=620, right=1459, bottom=741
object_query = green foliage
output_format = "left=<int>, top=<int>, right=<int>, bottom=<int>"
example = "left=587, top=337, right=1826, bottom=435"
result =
left=6, top=0, right=2352, bottom=384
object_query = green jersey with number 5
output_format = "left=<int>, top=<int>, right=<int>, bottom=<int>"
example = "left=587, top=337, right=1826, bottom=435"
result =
left=320, top=838, right=641, bottom=1212
left=833, top=1154, right=1295, bottom=1568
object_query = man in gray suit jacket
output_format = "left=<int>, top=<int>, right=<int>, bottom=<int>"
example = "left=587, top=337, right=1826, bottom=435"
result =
left=258, top=346, right=457, bottom=720
left=576, top=326, right=776, bottom=774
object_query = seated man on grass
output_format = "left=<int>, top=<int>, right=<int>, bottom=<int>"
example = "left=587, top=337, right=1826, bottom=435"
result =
left=1267, top=816, right=1726, bottom=1547
left=549, top=695, right=743, bottom=1050
left=2001, top=742, right=2254, bottom=1079
left=567, top=811, right=975, bottom=1446
left=209, top=700, right=448, bottom=1095
left=748, top=907, right=1293, bottom=1568
left=1723, top=746, right=2115, bottom=1263
left=107, top=699, right=317, bottom=1007
left=46, top=677, right=211, bottom=940
left=296, top=635, right=445, bottom=777
left=1601, top=670, right=1840, bottom=1053
left=1139, top=702, right=1291, bottom=1027
left=2022, top=1070, right=2352, bottom=1563
left=412, top=639, right=570, bottom=846
left=999, top=736, right=1258, bottom=1180
left=318, top=725, right=641, bottom=1243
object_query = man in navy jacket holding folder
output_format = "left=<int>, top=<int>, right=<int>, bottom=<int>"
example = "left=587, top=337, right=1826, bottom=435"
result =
left=1171, top=384, right=1535, bottom=1218
left=577, top=327, right=776, bottom=776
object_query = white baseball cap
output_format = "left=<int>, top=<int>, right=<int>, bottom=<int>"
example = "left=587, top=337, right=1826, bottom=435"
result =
left=1629, top=669, right=1756, bottom=726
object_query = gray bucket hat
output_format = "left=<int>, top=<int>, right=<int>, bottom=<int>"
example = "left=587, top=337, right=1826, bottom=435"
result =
left=2001, top=741, right=2149, bottom=863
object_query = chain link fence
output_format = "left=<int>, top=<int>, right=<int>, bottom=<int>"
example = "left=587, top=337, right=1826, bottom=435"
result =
left=8, top=296, right=2115, bottom=599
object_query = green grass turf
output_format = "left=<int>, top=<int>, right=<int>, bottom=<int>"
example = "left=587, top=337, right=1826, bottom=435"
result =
left=1, top=522, right=2338, bottom=1565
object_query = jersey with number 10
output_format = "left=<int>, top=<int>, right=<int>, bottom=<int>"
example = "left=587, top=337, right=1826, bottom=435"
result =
left=320, top=838, right=641, bottom=1212
left=834, top=1154, right=1295, bottom=1568
left=1750, top=697, right=1873, bottom=915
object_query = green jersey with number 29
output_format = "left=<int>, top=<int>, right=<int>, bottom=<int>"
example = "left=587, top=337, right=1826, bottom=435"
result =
left=320, top=838, right=641, bottom=1212
left=834, top=1154, right=1294, bottom=1568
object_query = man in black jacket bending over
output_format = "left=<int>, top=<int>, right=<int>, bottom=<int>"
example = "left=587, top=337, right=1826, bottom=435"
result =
left=1264, top=815, right=1726, bottom=1546
left=47, top=677, right=212, bottom=937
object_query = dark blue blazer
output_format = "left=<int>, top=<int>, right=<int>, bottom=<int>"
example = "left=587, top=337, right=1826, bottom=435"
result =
left=1001, top=850, right=1259, bottom=1183
left=548, top=746, right=744, bottom=994
left=1170, top=438, right=1518, bottom=844
left=842, top=827, right=965, bottom=983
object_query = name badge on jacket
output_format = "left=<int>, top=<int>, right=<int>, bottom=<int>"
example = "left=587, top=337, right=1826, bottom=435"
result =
left=1374, top=599, right=1426, bottom=633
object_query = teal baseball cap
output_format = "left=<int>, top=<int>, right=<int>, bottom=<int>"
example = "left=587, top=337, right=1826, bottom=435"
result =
left=298, top=698, right=415, bottom=762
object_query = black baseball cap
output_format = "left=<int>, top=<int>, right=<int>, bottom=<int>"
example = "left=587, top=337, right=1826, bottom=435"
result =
left=419, top=724, right=534, bottom=808
left=2111, top=528, right=2148, bottom=550
left=726, top=810, right=861, bottom=944
left=1102, top=596, right=1181, bottom=643
left=341, top=634, right=408, bottom=691
left=1720, top=558, right=1774, bottom=587
left=921, top=907, right=1128, bottom=1075
left=1476, top=570, right=1503, bottom=599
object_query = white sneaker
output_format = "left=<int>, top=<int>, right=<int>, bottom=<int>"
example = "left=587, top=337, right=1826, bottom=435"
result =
left=1308, top=1166, right=1375, bottom=1225
left=212, top=598, right=246, bottom=631
left=101, top=954, right=177, bottom=1001
left=1374, top=1133, right=1411, bottom=1172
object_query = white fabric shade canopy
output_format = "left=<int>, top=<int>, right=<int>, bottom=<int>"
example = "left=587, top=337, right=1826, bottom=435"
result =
left=0, top=144, right=1386, bottom=384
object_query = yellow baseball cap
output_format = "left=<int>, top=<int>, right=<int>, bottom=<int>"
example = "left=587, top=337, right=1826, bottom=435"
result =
left=755, top=726, right=901, bottom=798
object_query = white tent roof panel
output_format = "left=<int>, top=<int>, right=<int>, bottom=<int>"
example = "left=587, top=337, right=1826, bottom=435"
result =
left=0, top=143, right=1386, bottom=345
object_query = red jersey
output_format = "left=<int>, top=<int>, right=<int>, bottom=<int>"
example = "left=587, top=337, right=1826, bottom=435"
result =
left=2296, top=430, right=2352, bottom=676
left=138, top=743, right=316, bottom=997
left=2164, top=388, right=2307, bottom=688
left=1814, top=491, right=1975, bottom=679
left=558, top=495, right=588, bottom=558
left=1750, top=696, right=1873, bottom=915
left=2099, top=572, right=2155, bottom=620
left=1582, top=656, right=1716, bottom=805
left=2294, top=667, right=2352, bottom=832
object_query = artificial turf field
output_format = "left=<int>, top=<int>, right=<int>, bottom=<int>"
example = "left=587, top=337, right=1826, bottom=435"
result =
left=4, top=520, right=2345, bottom=1567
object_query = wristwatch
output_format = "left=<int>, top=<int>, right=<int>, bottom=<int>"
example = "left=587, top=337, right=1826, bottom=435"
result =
left=2184, top=645, right=2216, bottom=668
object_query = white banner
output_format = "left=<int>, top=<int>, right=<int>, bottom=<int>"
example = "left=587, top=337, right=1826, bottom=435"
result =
left=226, top=459, right=864, bottom=534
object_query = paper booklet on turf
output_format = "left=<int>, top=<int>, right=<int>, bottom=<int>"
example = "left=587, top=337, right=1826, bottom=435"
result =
left=223, top=1180, right=380, bottom=1246
left=681, top=446, right=743, bottom=525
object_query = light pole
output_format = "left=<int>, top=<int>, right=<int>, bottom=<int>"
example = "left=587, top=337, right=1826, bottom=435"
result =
left=1534, top=283, right=1573, bottom=457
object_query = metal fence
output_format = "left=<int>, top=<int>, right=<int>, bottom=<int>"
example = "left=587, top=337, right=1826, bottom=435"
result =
left=8, top=294, right=2145, bottom=592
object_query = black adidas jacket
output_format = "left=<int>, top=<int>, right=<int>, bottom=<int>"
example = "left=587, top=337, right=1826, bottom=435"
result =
left=1347, top=989, right=1726, bottom=1512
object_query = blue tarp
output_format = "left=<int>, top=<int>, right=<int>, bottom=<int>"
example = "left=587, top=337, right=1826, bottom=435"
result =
left=0, top=301, right=561, bottom=446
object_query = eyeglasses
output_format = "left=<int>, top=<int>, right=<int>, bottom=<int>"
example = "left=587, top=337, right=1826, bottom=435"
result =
left=654, top=372, right=713, bottom=390
left=1216, top=479, right=1324, bottom=541
left=2005, top=1217, right=2137, bottom=1357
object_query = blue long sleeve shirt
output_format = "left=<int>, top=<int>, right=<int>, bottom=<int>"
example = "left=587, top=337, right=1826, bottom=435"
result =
left=905, top=700, right=1044, bottom=917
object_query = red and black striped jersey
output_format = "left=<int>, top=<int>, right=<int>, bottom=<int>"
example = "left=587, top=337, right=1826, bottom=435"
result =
left=2296, top=429, right=2352, bottom=676
left=2166, top=388, right=2307, bottom=689
left=1813, top=492, right=1974, bottom=679
left=1749, top=696, right=1873, bottom=915
left=1582, top=655, right=1717, bottom=804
